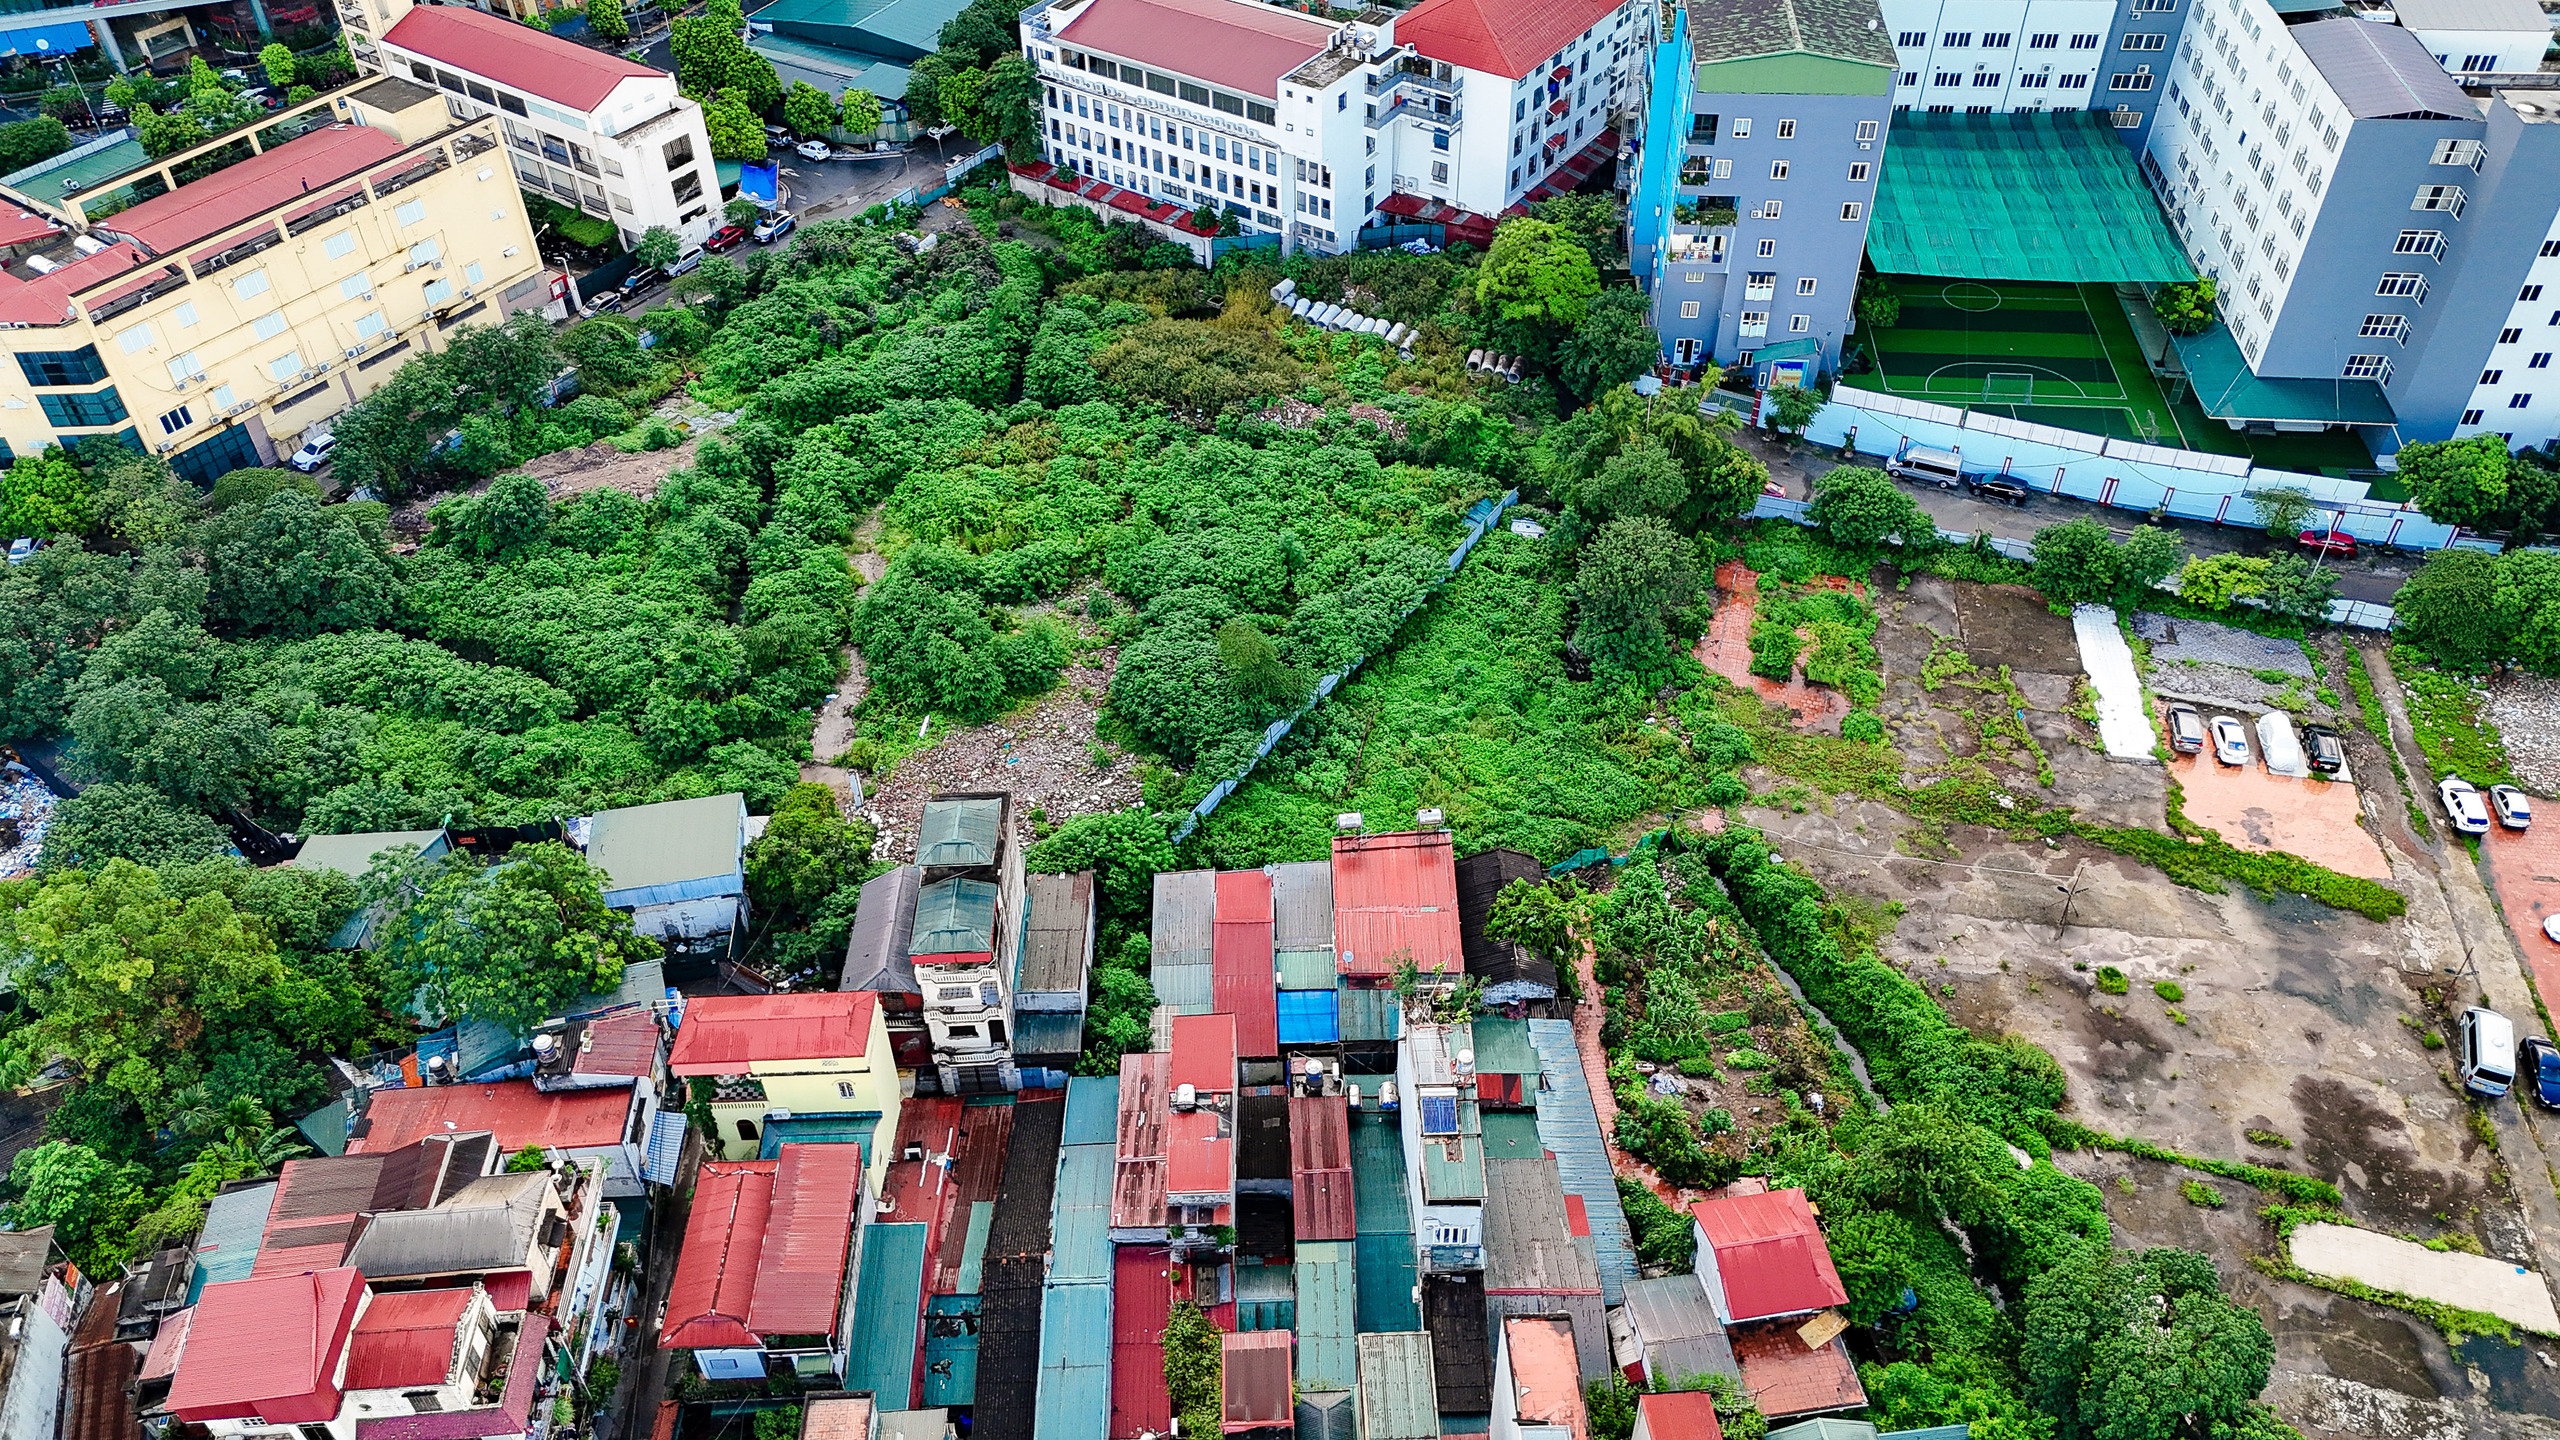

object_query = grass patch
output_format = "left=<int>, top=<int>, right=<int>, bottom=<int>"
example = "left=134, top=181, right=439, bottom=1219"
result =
left=2181, top=1178, right=2225, bottom=1208
left=2344, top=643, right=2430, bottom=834
left=2244, top=1128, right=2292, bottom=1149
left=2393, top=643, right=2513, bottom=786
left=2095, top=966, right=2130, bottom=995
left=2045, top=1120, right=2344, bottom=1204
left=2153, top=980, right=2185, bottom=1003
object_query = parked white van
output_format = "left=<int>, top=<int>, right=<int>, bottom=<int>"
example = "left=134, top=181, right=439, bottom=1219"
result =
left=1886, top=445, right=1965, bottom=489
left=2460, top=1005, right=2517, bottom=1098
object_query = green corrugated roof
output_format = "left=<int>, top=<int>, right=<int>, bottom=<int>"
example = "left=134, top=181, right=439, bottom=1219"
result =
left=1479, top=1111, right=1544, bottom=1161
left=1339, top=988, right=1402, bottom=1043
left=1295, top=1241, right=1358, bottom=1391
left=755, top=0, right=969, bottom=61
left=1354, top=1232, right=1421, bottom=1332
left=1356, top=1333, right=1439, bottom=1440
left=1350, top=1108, right=1409, bottom=1234
left=1867, top=111, right=2194, bottom=283
left=955, top=1202, right=993, bottom=1293
left=916, top=797, right=1003, bottom=868
left=912, top=877, right=998, bottom=955
left=1467, top=1019, right=1538, bottom=1077
left=748, top=32, right=914, bottom=96
left=1419, top=1098, right=1484, bottom=1202
left=847, top=1221, right=930, bottom=1400
left=1277, top=950, right=1337, bottom=991
left=2173, top=325, right=2397, bottom=425
left=585, top=793, right=744, bottom=891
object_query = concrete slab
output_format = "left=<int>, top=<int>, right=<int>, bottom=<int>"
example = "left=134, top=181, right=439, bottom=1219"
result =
left=2289, top=1222, right=2560, bottom=1335
left=2071, top=604, right=2155, bottom=760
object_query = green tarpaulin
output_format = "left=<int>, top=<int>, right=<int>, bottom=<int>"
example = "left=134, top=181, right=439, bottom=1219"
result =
left=1868, top=110, right=2192, bottom=283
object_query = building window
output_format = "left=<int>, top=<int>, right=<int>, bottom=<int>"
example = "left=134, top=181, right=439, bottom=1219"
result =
left=2122, top=32, right=2166, bottom=49
left=157, top=404, right=192, bottom=436
left=354, top=311, right=388, bottom=340
left=1983, top=31, right=2012, bottom=47
left=1856, top=120, right=1878, bottom=140
left=166, top=352, right=203, bottom=384
left=1896, top=30, right=1924, bottom=46
left=252, top=312, right=287, bottom=341
left=664, top=135, right=694, bottom=168
left=1757, top=238, right=1777, bottom=256
left=172, top=301, right=199, bottom=328
left=2433, top=138, right=2485, bottom=168
left=2528, top=285, right=2549, bottom=302
left=2463, top=408, right=2486, bottom=425
left=2513, top=393, right=2535, bottom=408
left=737, top=1119, right=758, bottom=1141
left=2502, top=327, right=2524, bottom=343
left=1680, top=301, right=1701, bottom=318
left=2358, top=314, right=2406, bottom=340
left=2028, top=32, right=2058, bottom=47
left=343, top=273, right=374, bottom=301
left=1974, top=71, right=2003, bottom=86
left=2463, top=53, right=2498, bottom=71
left=1775, top=118, right=1795, bottom=137
left=2377, top=272, right=2426, bottom=299
left=115, top=322, right=153, bottom=355
left=2059, top=73, right=2090, bottom=88
left=1797, top=277, right=1817, bottom=295
left=2484, top=369, right=2505, bottom=385
left=1848, top=162, right=1869, bottom=181
left=2069, top=32, right=2100, bottom=47
left=2342, top=354, right=2390, bottom=380
left=267, top=351, right=305, bottom=383
left=2412, top=185, right=2467, bottom=216
left=395, top=199, right=429, bottom=226
left=1840, top=202, right=1863, bottom=220
left=2535, top=353, right=2553, bottom=369
left=2393, top=229, right=2445, bottom=256
left=233, top=269, right=271, bottom=301
left=1769, top=159, right=1788, bottom=179
left=2109, top=69, right=2153, bottom=90
left=1942, top=31, right=1970, bottom=45
left=1789, top=314, right=1811, bottom=332
left=1934, top=71, right=1961, bottom=86
left=1730, top=118, right=1751, bottom=136
left=38, top=387, right=126, bottom=427
left=672, top=170, right=703, bottom=204
left=407, top=239, right=441, bottom=267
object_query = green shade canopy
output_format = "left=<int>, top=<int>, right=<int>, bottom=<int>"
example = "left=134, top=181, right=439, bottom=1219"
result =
left=2172, top=325, right=2398, bottom=426
left=1868, top=111, right=2194, bottom=283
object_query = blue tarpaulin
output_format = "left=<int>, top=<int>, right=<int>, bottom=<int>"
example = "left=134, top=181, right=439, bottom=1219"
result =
left=1276, top=989, right=1340, bottom=1045
left=0, top=20, right=93, bottom=56
left=738, top=161, right=779, bottom=205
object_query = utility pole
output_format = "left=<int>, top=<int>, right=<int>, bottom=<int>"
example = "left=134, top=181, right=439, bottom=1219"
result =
left=2054, top=859, right=2088, bottom=941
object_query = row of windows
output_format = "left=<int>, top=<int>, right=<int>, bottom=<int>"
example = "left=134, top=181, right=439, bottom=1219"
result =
left=1896, top=30, right=2101, bottom=48
left=1689, top=115, right=1878, bottom=143
left=1054, top=48, right=1278, bottom=126
left=1902, top=69, right=2096, bottom=89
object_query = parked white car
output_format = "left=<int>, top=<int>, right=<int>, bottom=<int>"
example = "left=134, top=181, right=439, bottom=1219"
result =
left=2208, top=716, right=2250, bottom=767
left=2490, top=783, right=2533, bottom=831
left=2440, top=776, right=2493, bottom=834
left=287, top=430, right=336, bottom=472
left=796, top=140, right=834, bottom=161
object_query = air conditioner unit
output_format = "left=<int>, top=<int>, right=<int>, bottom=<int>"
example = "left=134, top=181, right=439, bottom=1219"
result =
left=461, top=286, right=475, bottom=298
left=431, top=260, right=444, bottom=270
left=404, top=260, right=420, bottom=272
left=154, top=441, right=174, bottom=454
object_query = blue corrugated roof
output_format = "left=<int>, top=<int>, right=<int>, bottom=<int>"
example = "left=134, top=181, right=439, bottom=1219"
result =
left=1153, top=960, right=1214, bottom=1014
left=1277, top=989, right=1341, bottom=1045
left=1296, top=1240, right=1358, bottom=1390
left=1050, top=1144, right=1114, bottom=1285
left=1527, top=1019, right=1634, bottom=1305
left=924, top=1293, right=980, bottom=1407
left=1036, top=1283, right=1112, bottom=1440
left=1338, top=987, right=1401, bottom=1043
left=1354, top=1232, right=1420, bottom=1333
left=188, top=1179, right=277, bottom=1303
left=846, top=1221, right=930, bottom=1402
left=1062, top=1076, right=1121, bottom=1147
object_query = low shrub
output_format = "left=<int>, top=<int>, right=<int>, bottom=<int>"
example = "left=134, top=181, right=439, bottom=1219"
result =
left=2095, top=966, right=2130, bottom=996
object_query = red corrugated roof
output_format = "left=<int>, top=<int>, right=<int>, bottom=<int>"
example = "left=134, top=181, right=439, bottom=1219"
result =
left=1689, top=1189, right=1847, bottom=1322
left=102, top=125, right=400, bottom=255
left=1221, top=1330, right=1293, bottom=1431
left=354, top=1312, right=549, bottom=1440
left=570, top=1011, right=660, bottom=1078
left=1564, top=1193, right=1591, bottom=1238
left=1055, top=0, right=1331, bottom=100
left=381, top=3, right=660, bottom=110
left=1394, top=0, right=1619, bottom=78
left=481, top=1270, right=532, bottom=1313
left=658, top=1161, right=776, bottom=1350
left=881, top=1096, right=965, bottom=1237
left=1169, top=1013, right=1237, bottom=1095
left=1164, top=1107, right=1233, bottom=1199
left=0, top=210, right=57, bottom=247
left=1114, top=1052, right=1170, bottom=1230
left=1212, top=876, right=1278, bottom=1058
left=166, top=1268, right=365, bottom=1423
left=1330, top=832, right=1462, bottom=978
left=344, top=1287, right=472, bottom=1391
left=351, top=1082, right=632, bottom=1154
left=932, top=1104, right=1013, bottom=1295
left=1637, top=1391, right=1724, bottom=1440
left=746, top=1144, right=865, bottom=1338
left=669, top=992, right=877, bottom=1073
left=0, top=242, right=151, bottom=325
left=1287, top=1096, right=1355, bottom=1241
left=1730, top=1326, right=1864, bottom=1418
left=1111, top=1246, right=1175, bottom=1438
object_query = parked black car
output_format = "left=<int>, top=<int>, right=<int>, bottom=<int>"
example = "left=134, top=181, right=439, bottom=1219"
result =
left=2300, top=722, right=2346, bottom=775
left=2522, top=1035, right=2560, bottom=1111
left=1965, top=474, right=2031, bottom=506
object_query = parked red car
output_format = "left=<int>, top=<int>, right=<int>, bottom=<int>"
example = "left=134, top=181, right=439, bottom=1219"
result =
left=2298, top=529, right=2357, bottom=557
left=704, top=223, right=749, bottom=254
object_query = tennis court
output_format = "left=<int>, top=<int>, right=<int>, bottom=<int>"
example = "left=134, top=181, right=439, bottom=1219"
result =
left=1864, top=277, right=2191, bottom=444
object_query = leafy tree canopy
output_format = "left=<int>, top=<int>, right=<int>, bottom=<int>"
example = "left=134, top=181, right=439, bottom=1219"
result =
left=367, top=841, right=654, bottom=1031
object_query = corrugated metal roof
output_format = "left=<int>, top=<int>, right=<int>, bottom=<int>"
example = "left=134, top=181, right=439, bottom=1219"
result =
left=913, top=877, right=999, bottom=958
left=1293, top=1241, right=1356, bottom=1391
left=1212, top=871, right=1278, bottom=1058
left=2293, top=15, right=2475, bottom=118
left=843, top=866, right=922, bottom=996
left=1732, top=1327, right=1864, bottom=1419
left=1647, top=1333, right=1741, bottom=1391
left=1356, top=1334, right=1439, bottom=1440
left=344, top=1172, right=548, bottom=1281
left=1484, top=1157, right=1600, bottom=1295
left=586, top=793, right=746, bottom=894
left=1455, top=850, right=1557, bottom=994
left=933, top=1107, right=1014, bottom=1296
left=2390, top=0, right=2544, bottom=30
left=190, top=1183, right=276, bottom=1303
left=1527, top=1020, right=1634, bottom=1305
left=1423, top=1274, right=1491, bottom=1414
left=1170, top=1014, right=1238, bottom=1094
left=1151, top=870, right=1216, bottom=965
left=1297, top=1391, right=1354, bottom=1440
left=1289, top=1096, right=1356, bottom=1241
left=1113, top=1052, right=1169, bottom=1232
left=1498, top=1316, right=1585, bottom=1436
left=1063, top=1076, right=1122, bottom=1148
left=1238, top=1091, right=1292, bottom=1184
left=1354, top=1232, right=1420, bottom=1333
left=1152, top=960, right=1215, bottom=1016
left=1765, top=1421, right=1873, bottom=1440
left=1689, top=1190, right=1847, bottom=1322
left=757, top=1114, right=883, bottom=1163
left=668, top=992, right=879, bottom=1073
left=750, top=1144, right=866, bottom=1336
left=1277, top=990, right=1341, bottom=1045
left=289, top=829, right=447, bottom=880
left=1349, top=1108, right=1408, bottom=1234
left=1017, top=1010, right=1087, bottom=1062
left=344, top=1288, right=472, bottom=1390
left=1110, top=1247, right=1175, bottom=1438
left=925, top=1293, right=981, bottom=1406
left=1275, top=950, right=1337, bottom=991
left=919, top=796, right=1006, bottom=871
left=166, top=1267, right=365, bottom=1424
left=1639, top=1391, right=1726, bottom=1440
left=1337, top=987, right=1402, bottom=1044
left=1223, top=1330, right=1294, bottom=1429
left=1021, top=873, right=1097, bottom=997
left=1164, top=1106, right=1234, bottom=1200
left=1329, top=832, right=1461, bottom=978
left=660, top=1160, right=775, bottom=1349
left=350, top=1081, right=633, bottom=1154
left=1050, top=1145, right=1114, bottom=1285
left=1269, top=862, right=1334, bottom=951
left=1236, top=1262, right=1295, bottom=1333
left=1480, top=1111, right=1544, bottom=1162
left=1418, top=1105, right=1485, bottom=1203
left=1622, top=1276, right=1720, bottom=1344
left=847, top=1222, right=932, bottom=1407
left=1468, top=1019, right=1539, bottom=1077
left=1037, top=1283, right=1112, bottom=1440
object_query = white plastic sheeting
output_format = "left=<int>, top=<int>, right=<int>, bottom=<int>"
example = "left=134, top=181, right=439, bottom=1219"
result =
left=2071, top=605, right=2157, bottom=761
left=2256, top=711, right=2310, bottom=778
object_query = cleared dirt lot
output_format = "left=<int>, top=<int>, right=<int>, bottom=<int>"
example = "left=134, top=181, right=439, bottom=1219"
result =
left=1694, top=561, right=1850, bottom=734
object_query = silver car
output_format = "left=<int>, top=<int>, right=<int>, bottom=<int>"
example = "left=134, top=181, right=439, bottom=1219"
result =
left=2491, top=783, right=2533, bottom=831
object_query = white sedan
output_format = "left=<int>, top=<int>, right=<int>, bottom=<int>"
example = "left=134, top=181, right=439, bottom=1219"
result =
left=2440, top=776, right=2493, bottom=834
left=2491, top=783, right=2533, bottom=831
left=2208, top=716, right=2251, bottom=767
left=796, top=140, right=834, bottom=161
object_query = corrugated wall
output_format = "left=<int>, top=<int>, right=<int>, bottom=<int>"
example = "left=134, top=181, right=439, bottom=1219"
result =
left=1526, top=1019, right=1635, bottom=1305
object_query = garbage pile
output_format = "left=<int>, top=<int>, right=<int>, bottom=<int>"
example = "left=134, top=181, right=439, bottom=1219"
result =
left=1268, top=279, right=1417, bottom=352
left=0, top=763, right=57, bottom=880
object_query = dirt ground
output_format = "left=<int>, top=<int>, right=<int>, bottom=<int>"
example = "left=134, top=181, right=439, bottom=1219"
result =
left=1694, top=561, right=1850, bottom=734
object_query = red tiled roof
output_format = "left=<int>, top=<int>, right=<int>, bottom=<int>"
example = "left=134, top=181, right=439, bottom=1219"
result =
left=1111, top=1246, right=1175, bottom=1438
left=166, top=1268, right=366, bottom=1424
left=659, top=1161, right=776, bottom=1350
left=351, top=1082, right=633, bottom=1155
left=1113, top=1051, right=1170, bottom=1230
left=1169, top=1013, right=1238, bottom=1095
left=1395, top=0, right=1619, bottom=79
left=1729, top=1326, right=1864, bottom=1419
left=1501, top=1316, right=1587, bottom=1440
left=1688, top=1189, right=1847, bottom=1322
left=101, top=125, right=401, bottom=255
left=1212, top=871, right=1278, bottom=1058
left=1288, top=1095, right=1355, bottom=1241
left=382, top=3, right=660, bottom=111
left=1055, top=0, right=1331, bottom=99
left=746, top=1144, right=865, bottom=1338
left=1330, top=832, right=1462, bottom=978
left=1164, top=1106, right=1233, bottom=1199
left=1636, top=1391, right=1724, bottom=1440
left=344, top=1288, right=472, bottom=1391
left=1221, top=1330, right=1293, bottom=1431
left=669, top=992, right=877, bottom=1073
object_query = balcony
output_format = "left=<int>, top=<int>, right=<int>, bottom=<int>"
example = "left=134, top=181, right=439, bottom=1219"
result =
left=1368, top=67, right=1461, bottom=100
left=370, top=149, right=450, bottom=197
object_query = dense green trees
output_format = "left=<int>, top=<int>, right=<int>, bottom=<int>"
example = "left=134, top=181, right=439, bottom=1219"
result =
left=671, top=0, right=780, bottom=112
left=2027, top=518, right=2181, bottom=608
left=0, top=448, right=93, bottom=538
left=1477, top=218, right=1603, bottom=330
left=2022, top=1247, right=2276, bottom=1440
left=367, top=841, right=654, bottom=1030
left=1808, top=465, right=1936, bottom=551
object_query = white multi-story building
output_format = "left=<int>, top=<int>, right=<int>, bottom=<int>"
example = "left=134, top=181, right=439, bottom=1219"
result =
left=365, top=0, right=721, bottom=250
left=1020, top=0, right=1651, bottom=253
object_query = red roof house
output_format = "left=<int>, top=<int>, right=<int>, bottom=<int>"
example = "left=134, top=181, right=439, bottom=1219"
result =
left=1633, top=1391, right=1724, bottom=1440
left=380, top=2, right=661, bottom=111
left=1393, top=0, right=1625, bottom=79
left=669, top=993, right=879, bottom=1074
left=1727, top=1324, right=1865, bottom=1419
left=1495, top=1315, right=1587, bottom=1440
left=659, top=1160, right=776, bottom=1350
left=1330, top=832, right=1462, bottom=980
left=1687, top=1189, right=1848, bottom=1324
left=165, top=1268, right=367, bottom=1424
left=1212, top=870, right=1279, bottom=1059
left=350, top=1082, right=634, bottom=1156
left=100, top=125, right=401, bottom=255
left=1113, top=1051, right=1171, bottom=1233
left=344, top=1288, right=478, bottom=1391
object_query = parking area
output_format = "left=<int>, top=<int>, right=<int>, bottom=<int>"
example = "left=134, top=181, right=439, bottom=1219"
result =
left=2167, top=739, right=2390, bottom=880
left=2480, top=825, right=2560, bottom=1010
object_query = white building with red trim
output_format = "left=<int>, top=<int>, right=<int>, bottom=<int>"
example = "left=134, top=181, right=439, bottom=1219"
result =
left=1018, top=0, right=1651, bottom=253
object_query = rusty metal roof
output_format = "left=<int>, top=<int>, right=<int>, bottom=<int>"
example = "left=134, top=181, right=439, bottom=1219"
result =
left=660, top=1160, right=776, bottom=1349
left=1222, top=1330, right=1294, bottom=1430
left=1112, top=1052, right=1170, bottom=1231
left=1268, top=861, right=1334, bottom=952
left=1019, top=872, right=1097, bottom=996
left=1329, top=832, right=1462, bottom=978
left=1151, top=870, right=1216, bottom=965
left=748, top=1144, right=867, bottom=1337
left=1499, top=1316, right=1587, bottom=1440
left=1288, top=1096, right=1356, bottom=1242
left=1212, top=869, right=1279, bottom=1059
left=1483, top=1157, right=1600, bottom=1296
left=1730, top=1325, right=1865, bottom=1419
